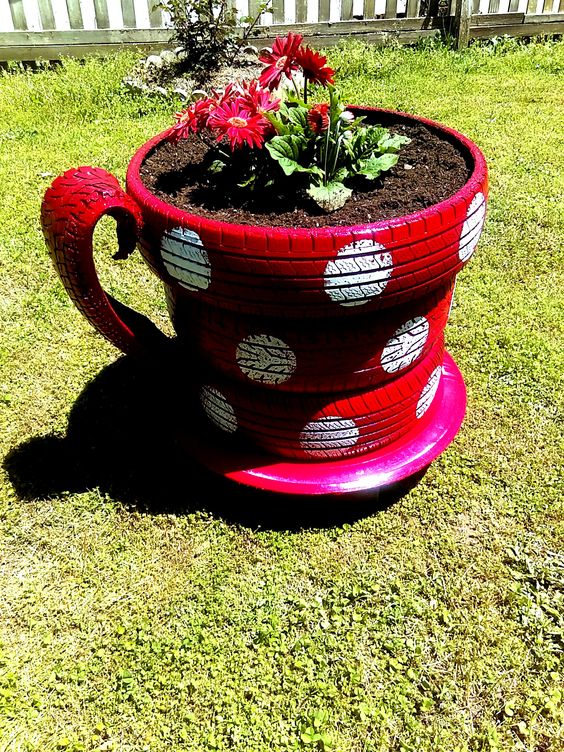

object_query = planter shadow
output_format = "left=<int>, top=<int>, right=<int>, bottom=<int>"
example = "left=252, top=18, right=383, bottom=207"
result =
left=4, top=341, right=427, bottom=531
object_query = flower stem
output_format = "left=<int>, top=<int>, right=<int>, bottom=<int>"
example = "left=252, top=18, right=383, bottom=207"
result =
left=323, top=125, right=331, bottom=185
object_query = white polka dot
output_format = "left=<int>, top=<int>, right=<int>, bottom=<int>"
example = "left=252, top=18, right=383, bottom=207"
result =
left=236, top=334, right=297, bottom=385
left=381, top=316, right=429, bottom=373
left=324, top=240, right=393, bottom=307
left=161, top=226, right=211, bottom=291
left=300, top=416, right=359, bottom=458
left=459, top=192, right=486, bottom=262
left=416, top=366, right=442, bottom=419
left=200, top=385, right=237, bottom=433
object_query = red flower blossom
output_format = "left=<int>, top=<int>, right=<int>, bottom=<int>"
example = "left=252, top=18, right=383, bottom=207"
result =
left=259, top=33, right=303, bottom=91
left=239, top=79, right=280, bottom=116
left=213, top=82, right=241, bottom=105
left=296, top=46, right=335, bottom=87
left=208, top=99, right=269, bottom=150
left=307, top=103, right=330, bottom=134
left=169, top=98, right=215, bottom=141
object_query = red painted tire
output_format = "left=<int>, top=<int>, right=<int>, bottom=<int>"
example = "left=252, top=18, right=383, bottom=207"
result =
left=167, top=281, right=454, bottom=393
left=197, top=339, right=445, bottom=460
left=41, top=167, right=148, bottom=353
left=128, top=108, right=487, bottom=319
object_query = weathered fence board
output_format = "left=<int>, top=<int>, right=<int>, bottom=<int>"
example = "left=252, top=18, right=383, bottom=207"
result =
left=37, top=0, right=55, bottom=28
left=455, top=0, right=472, bottom=47
left=120, top=0, right=136, bottom=28
left=92, top=0, right=109, bottom=29
left=9, top=0, right=27, bottom=29
left=65, top=0, right=83, bottom=29
left=0, top=0, right=562, bottom=60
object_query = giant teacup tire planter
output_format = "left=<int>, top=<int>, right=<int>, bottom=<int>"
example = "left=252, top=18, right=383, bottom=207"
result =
left=41, top=107, right=487, bottom=497
left=167, top=281, right=453, bottom=393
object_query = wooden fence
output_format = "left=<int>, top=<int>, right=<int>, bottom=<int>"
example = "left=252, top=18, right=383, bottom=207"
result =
left=0, top=0, right=563, bottom=60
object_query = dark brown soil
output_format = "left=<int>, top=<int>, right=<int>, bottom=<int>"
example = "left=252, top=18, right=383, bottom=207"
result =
left=140, top=120, right=472, bottom=228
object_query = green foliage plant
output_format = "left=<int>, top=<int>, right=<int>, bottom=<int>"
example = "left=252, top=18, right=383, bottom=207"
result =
left=169, top=34, right=409, bottom=212
left=155, top=0, right=271, bottom=82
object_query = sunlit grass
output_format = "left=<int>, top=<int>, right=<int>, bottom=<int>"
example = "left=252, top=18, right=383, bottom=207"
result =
left=0, top=39, right=563, bottom=751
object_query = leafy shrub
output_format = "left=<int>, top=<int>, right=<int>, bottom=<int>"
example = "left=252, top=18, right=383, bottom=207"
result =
left=156, top=0, right=270, bottom=82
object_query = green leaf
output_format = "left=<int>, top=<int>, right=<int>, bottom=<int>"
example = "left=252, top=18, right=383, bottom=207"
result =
left=237, top=173, right=256, bottom=189
left=264, top=110, right=290, bottom=136
left=266, top=135, right=305, bottom=175
left=307, top=182, right=352, bottom=212
left=266, top=135, right=322, bottom=178
left=378, top=133, right=411, bottom=152
left=420, top=697, right=434, bottom=712
left=357, top=153, right=399, bottom=179
left=286, top=104, right=309, bottom=132
left=208, top=159, right=226, bottom=174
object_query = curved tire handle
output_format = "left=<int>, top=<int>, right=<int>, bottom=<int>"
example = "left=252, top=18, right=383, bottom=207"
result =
left=41, top=166, right=167, bottom=354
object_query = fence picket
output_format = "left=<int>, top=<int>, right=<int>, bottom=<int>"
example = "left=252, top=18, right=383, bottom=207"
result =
left=272, top=0, right=285, bottom=21
left=341, top=0, right=353, bottom=17
left=93, top=0, right=109, bottom=27
left=149, top=4, right=162, bottom=26
left=384, top=0, right=396, bottom=16
left=120, top=0, right=136, bottom=26
left=65, top=0, right=83, bottom=28
left=318, top=0, right=330, bottom=20
left=296, top=0, right=308, bottom=20
left=9, top=0, right=28, bottom=29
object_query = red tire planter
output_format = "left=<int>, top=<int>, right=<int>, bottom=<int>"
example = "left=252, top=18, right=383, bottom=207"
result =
left=40, top=107, right=487, bottom=496
left=130, top=109, right=486, bottom=319
left=198, top=339, right=444, bottom=460
left=167, top=281, right=453, bottom=393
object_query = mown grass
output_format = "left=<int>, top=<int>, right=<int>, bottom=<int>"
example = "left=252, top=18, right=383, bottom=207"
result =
left=0, top=39, right=563, bottom=751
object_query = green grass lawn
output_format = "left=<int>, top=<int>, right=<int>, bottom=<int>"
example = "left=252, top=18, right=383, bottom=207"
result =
left=0, top=38, right=563, bottom=752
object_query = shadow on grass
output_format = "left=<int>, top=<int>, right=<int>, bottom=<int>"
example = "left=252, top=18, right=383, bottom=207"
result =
left=4, top=343, right=426, bottom=531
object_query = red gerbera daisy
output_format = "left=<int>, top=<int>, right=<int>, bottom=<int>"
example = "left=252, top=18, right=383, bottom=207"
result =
left=169, top=97, right=215, bottom=141
left=296, top=46, right=335, bottom=87
left=239, top=79, right=280, bottom=116
left=307, top=103, right=330, bottom=134
left=213, top=82, right=241, bottom=105
left=208, top=99, right=269, bottom=150
left=259, top=33, right=303, bottom=91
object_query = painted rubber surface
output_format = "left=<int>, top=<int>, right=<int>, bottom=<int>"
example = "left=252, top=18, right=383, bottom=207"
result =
left=167, top=281, right=454, bottom=393
left=40, top=166, right=161, bottom=354
left=197, top=339, right=444, bottom=460
left=127, top=107, right=487, bottom=318
left=180, top=352, right=467, bottom=495
left=41, top=110, right=484, bottom=472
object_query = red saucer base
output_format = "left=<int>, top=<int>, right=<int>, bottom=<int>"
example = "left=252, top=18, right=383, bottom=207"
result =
left=178, top=352, right=466, bottom=497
